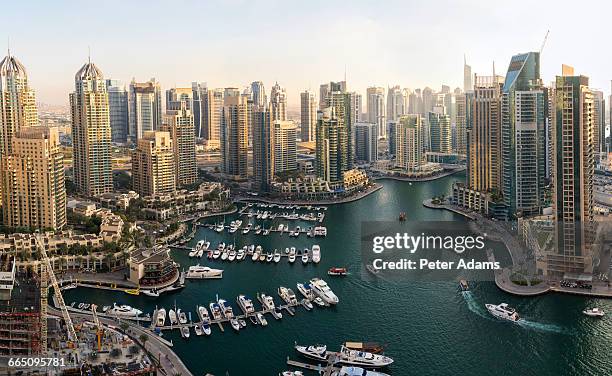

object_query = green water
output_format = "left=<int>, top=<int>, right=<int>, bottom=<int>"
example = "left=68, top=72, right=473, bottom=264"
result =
left=63, top=175, right=612, bottom=376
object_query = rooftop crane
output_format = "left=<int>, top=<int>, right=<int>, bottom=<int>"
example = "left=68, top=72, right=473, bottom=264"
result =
left=34, top=233, right=78, bottom=345
left=539, top=30, right=550, bottom=54
left=91, top=304, right=104, bottom=351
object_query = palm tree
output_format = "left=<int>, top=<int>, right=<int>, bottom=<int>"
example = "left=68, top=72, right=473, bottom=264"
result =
left=139, top=333, right=148, bottom=350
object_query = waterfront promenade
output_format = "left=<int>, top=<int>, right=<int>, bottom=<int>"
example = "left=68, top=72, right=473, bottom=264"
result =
left=373, top=166, right=465, bottom=182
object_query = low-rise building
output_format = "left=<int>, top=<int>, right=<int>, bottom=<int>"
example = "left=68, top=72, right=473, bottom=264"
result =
left=128, top=247, right=178, bottom=287
left=141, top=182, right=229, bottom=221
left=97, top=191, right=139, bottom=211
left=271, top=169, right=370, bottom=200
left=451, top=183, right=508, bottom=220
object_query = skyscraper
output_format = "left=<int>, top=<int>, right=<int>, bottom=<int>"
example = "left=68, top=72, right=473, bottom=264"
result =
left=468, top=74, right=503, bottom=192
left=166, top=87, right=193, bottom=111
left=550, top=68, right=595, bottom=275
left=454, top=92, right=471, bottom=156
left=591, top=90, right=606, bottom=158
left=395, top=115, right=423, bottom=171
left=300, top=90, right=317, bottom=142
left=387, top=86, right=405, bottom=122
left=428, top=106, right=451, bottom=153
left=128, top=78, right=162, bottom=141
left=367, top=87, right=386, bottom=139
left=192, top=82, right=207, bottom=138
left=316, top=107, right=348, bottom=183
left=319, top=81, right=346, bottom=110
left=270, top=82, right=288, bottom=122
left=251, top=81, right=266, bottom=109
left=1, top=127, right=66, bottom=230
left=501, top=52, right=546, bottom=217
left=354, top=122, right=378, bottom=162
left=131, top=131, right=176, bottom=197
left=273, top=120, right=298, bottom=173
left=326, top=90, right=354, bottom=169
left=464, top=55, right=473, bottom=92
left=164, top=102, right=197, bottom=187
left=70, top=59, right=113, bottom=196
left=106, top=79, right=129, bottom=143
left=220, top=93, right=249, bottom=179
left=202, top=88, right=224, bottom=144
left=252, top=107, right=273, bottom=192
left=0, top=51, right=38, bottom=157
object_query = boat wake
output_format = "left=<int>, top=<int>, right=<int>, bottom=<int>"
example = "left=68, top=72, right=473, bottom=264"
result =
left=461, top=291, right=492, bottom=320
left=516, top=319, right=571, bottom=335
left=462, top=291, right=572, bottom=335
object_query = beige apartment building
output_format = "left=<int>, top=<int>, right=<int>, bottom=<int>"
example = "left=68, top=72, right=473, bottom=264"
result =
left=1, top=127, right=66, bottom=230
left=132, top=131, right=176, bottom=197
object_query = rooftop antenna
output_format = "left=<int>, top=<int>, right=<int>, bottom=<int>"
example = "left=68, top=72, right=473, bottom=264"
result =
left=539, top=30, right=550, bottom=54
left=87, top=46, right=91, bottom=63
left=492, top=60, right=496, bottom=78
left=7, top=36, right=10, bottom=56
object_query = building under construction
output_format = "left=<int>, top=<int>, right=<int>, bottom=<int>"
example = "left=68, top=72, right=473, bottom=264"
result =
left=0, top=255, right=43, bottom=355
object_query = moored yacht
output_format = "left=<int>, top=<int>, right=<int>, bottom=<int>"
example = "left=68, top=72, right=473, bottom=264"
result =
left=256, top=312, right=268, bottom=326
left=583, top=308, right=605, bottom=317
left=218, top=299, right=234, bottom=319
left=333, top=367, right=390, bottom=376
left=338, top=345, right=394, bottom=368
left=288, top=247, right=296, bottom=263
left=311, top=245, right=321, bottom=263
left=295, top=344, right=328, bottom=362
left=273, top=250, right=282, bottom=263
left=156, top=308, right=166, bottom=327
left=297, top=283, right=313, bottom=299
left=198, top=306, right=210, bottom=323
left=278, top=286, right=298, bottom=305
left=259, top=293, right=282, bottom=319
left=237, top=295, right=255, bottom=315
left=106, top=303, right=143, bottom=317
left=302, top=250, right=309, bottom=264
left=310, top=278, right=339, bottom=305
left=169, top=309, right=178, bottom=325
left=177, top=309, right=188, bottom=324
left=485, top=303, right=520, bottom=322
left=186, top=264, right=223, bottom=279
left=209, top=302, right=222, bottom=321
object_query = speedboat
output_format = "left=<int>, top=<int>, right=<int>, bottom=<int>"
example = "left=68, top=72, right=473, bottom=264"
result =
left=583, top=308, right=605, bottom=317
left=242, top=224, right=252, bottom=234
left=252, top=248, right=260, bottom=261
left=239, top=319, right=247, bottom=328
left=310, top=278, right=339, bottom=305
left=196, top=249, right=204, bottom=258
left=338, top=345, right=394, bottom=368
left=295, top=344, right=328, bottom=362
left=459, top=279, right=469, bottom=291
left=266, top=253, right=274, bottom=262
left=202, top=240, right=210, bottom=251
left=180, top=326, right=190, bottom=338
left=169, top=309, right=178, bottom=325
left=256, top=312, right=268, bottom=326
left=312, top=245, right=321, bottom=263
left=288, top=248, right=296, bottom=263
left=212, top=249, right=221, bottom=259
left=177, top=309, right=188, bottom=324
left=186, top=264, right=223, bottom=279
left=302, top=250, right=309, bottom=264
left=106, top=303, right=143, bottom=317
left=230, top=319, right=241, bottom=331
left=215, top=223, right=224, bottom=233
left=156, top=308, right=166, bottom=327
left=228, top=249, right=236, bottom=261
left=198, top=306, right=210, bottom=323
left=259, top=252, right=266, bottom=262
left=328, top=267, right=348, bottom=276
left=273, top=250, right=282, bottom=263
left=194, top=324, right=203, bottom=336
left=202, top=322, right=211, bottom=335
left=301, top=299, right=313, bottom=310
left=188, top=248, right=198, bottom=257
left=142, top=289, right=160, bottom=297
left=486, top=303, right=520, bottom=322
left=221, top=250, right=228, bottom=261
left=237, top=295, right=255, bottom=315
left=237, top=247, right=246, bottom=261
left=209, top=303, right=223, bottom=321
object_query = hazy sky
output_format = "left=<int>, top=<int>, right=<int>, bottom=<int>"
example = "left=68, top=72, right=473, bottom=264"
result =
left=2, top=0, right=611, bottom=107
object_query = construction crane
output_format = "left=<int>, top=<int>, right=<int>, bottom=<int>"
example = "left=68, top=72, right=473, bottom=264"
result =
left=539, top=30, right=550, bottom=54
left=91, top=304, right=104, bottom=351
left=34, top=233, right=78, bottom=345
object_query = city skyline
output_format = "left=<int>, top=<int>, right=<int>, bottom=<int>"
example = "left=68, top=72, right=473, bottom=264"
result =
left=2, top=0, right=612, bottom=108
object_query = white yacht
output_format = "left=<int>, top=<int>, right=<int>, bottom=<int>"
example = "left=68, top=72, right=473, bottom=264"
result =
left=242, top=223, right=252, bottom=234
left=314, top=226, right=327, bottom=237
left=273, top=250, right=282, bottom=263
left=310, top=278, right=339, bottom=305
left=583, top=308, right=605, bottom=317
left=202, top=322, right=212, bottom=336
left=177, top=309, right=188, bottom=324
left=338, top=345, right=394, bottom=368
left=278, top=286, right=298, bottom=305
left=212, top=249, right=221, bottom=259
left=311, top=245, right=321, bottom=263
left=156, top=308, right=166, bottom=327
left=297, top=283, right=313, bottom=299
left=237, top=295, right=255, bottom=315
left=188, top=248, right=198, bottom=258
left=209, top=303, right=222, bottom=321
left=237, top=247, right=246, bottom=261
left=186, top=265, right=223, bottom=279
left=218, top=299, right=234, bottom=319
left=106, top=304, right=143, bottom=317
left=228, top=249, right=237, bottom=261
left=230, top=318, right=241, bottom=331
left=302, top=250, right=309, bottom=264
left=259, top=293, right=282, bottom=319
left=333, top=366, right=390, bottom=376
left=295, top=344, right=328, bottom=362
left=288, top=248, right=296, bottom=263
left=221, top=250, right=228, bottom=261
left=169, top=309, right=178, bottom=325
left=256, top=312, right=268, bottom=326
left=198, top=306, right=210, bottom=323
left=194, top=324, right=203, bottom=336
left=215, top=223, right=224, bottom=233
left=251, top=247, right=261, bottom=261
left=485, top=303, right=520, bottom=322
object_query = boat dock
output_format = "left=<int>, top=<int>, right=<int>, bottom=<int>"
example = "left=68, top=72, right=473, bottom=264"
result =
left=286, top=353, right=341, bottom=376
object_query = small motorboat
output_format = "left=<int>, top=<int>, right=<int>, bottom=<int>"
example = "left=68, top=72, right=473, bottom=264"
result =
left=301, top=299, right=313, bottom=311
left=221, top=250, right=228, bottom=261
left=180, top=326, right=190, bottom=338
left=256, top=312, right=268, bottom=326
left=288, top=248, right=296, bottom=263
left=302, top=250, right=309, bottom=264
left=266, top=253, right=274, bottom=262
left=202, top=323, right=211, bottom=336
left=459, top=279, right=469, bottom=291
left=230, top=319, right=241, bottom=331
left=311, top=245, right=321, bottom=263
left=238, top=319, right=247, bottom=328
left=583, top=308, right=605, bottom=317
left=273, top=250, right=282, bottom=263
left=194, top=324, right=203, bottom=336
left=328, top=267, right=348, bottom=276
